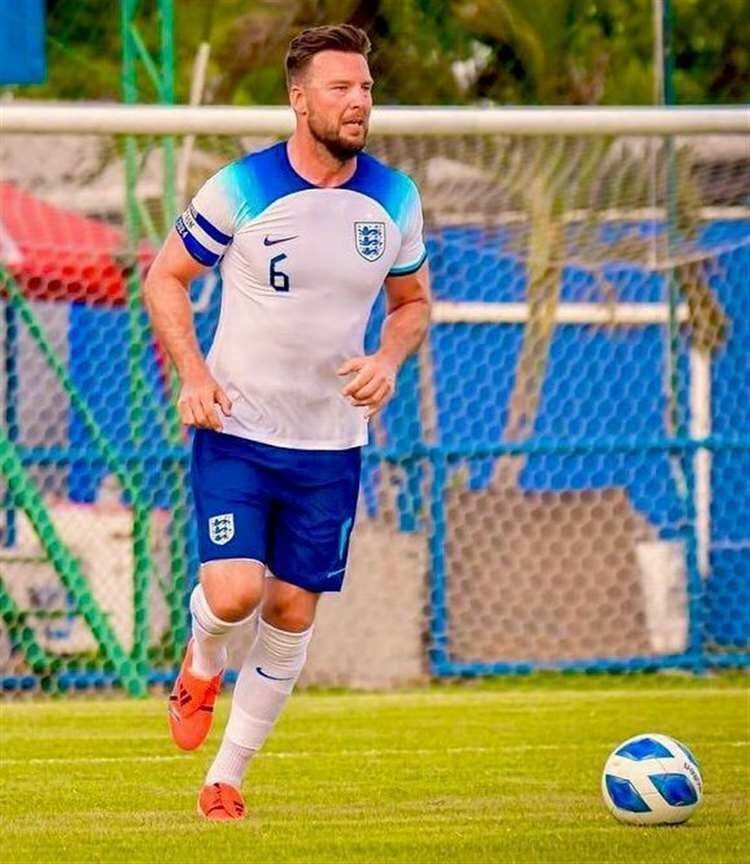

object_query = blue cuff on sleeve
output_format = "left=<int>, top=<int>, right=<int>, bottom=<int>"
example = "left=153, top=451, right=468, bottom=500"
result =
left=388, top=249, right=427, bottom=277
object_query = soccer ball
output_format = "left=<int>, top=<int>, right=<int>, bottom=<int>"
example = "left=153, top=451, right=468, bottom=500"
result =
left=601, top=733, right=703, bottom=825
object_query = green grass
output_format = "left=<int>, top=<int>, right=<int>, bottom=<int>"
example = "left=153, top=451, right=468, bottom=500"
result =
left=1, top=676, right=749, bottom=863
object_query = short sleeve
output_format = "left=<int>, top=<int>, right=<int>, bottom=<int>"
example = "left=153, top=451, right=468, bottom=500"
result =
left=389, top=181, right=427, bottom=276
left=175, top=166, right=236, bottom=267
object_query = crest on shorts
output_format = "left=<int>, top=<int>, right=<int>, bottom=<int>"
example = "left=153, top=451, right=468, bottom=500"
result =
left=208, top=513, right=234, bottom=545
left=354, top=222, right=385, bottom=261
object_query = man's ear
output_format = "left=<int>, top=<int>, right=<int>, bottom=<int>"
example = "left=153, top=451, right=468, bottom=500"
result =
left=289, top=84, right=308, bottom=116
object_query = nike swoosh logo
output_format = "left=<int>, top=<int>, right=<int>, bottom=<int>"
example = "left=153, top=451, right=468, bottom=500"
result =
left=263, top=235, right=299, bottom=246
left=256, top=666, right=294, bottom=681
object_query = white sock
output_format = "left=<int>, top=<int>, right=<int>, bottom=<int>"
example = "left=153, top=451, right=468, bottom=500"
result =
left=203, top=740, right=254, bottom=789
left=205, top=617, right=313, bottom=786
left=189, top=585, right=254, bottom=679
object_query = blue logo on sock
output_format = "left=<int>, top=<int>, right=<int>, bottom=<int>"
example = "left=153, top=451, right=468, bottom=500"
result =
left=256, top=666, right=294, bottom=681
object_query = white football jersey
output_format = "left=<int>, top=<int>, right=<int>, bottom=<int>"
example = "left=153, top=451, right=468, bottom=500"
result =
left=176, top=142, right=426, bottom=450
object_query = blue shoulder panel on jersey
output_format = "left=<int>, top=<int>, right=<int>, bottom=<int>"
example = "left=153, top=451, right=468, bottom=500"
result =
left=219, top=143, right=419, bottom=230
left=343, top=152, right=418, bottom=232
left=221, top=143, right=312, bottom=225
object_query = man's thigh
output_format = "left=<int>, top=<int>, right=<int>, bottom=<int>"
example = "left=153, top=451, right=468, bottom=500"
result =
left=267, top=448, right=361, bottom=593
left=191, top=429, right=272, bottom=566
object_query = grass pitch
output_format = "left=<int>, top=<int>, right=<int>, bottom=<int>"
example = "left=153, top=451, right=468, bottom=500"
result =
left=1, top=675, right=748, bottom=863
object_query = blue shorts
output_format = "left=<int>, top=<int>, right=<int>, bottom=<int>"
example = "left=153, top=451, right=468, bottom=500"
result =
left=191, top=430, right=360, bottom=593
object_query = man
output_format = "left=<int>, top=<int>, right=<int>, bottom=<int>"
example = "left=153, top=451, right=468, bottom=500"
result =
left=144, top=23, right=430, bottom=821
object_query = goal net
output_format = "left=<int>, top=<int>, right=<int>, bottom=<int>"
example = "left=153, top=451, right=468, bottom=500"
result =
left=1, top=106, right=748, bottom=693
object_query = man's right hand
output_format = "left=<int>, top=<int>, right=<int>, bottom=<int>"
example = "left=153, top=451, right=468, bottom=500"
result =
left=178, top=371, right=233, bottom=431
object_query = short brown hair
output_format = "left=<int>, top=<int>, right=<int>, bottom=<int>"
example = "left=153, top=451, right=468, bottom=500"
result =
left=285, top=24, right=371, bottom=85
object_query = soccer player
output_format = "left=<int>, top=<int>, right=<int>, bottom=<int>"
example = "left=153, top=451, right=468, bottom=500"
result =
left=144, top=24, right=430, bottom=820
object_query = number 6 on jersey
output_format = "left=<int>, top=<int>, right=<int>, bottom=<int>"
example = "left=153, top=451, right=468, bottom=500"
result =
left=270, top=253, right=290, bottom=292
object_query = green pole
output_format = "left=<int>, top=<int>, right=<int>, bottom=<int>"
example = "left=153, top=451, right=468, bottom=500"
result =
left=121, top=0, right=153, bottom=673
left=121, top=0, right=148, bottom=447
left=661, top=0, right=676, bottom=106
left=120, top=0, right=189, bottom=666
left=157, top=0, right=190, bottom=658
left=157, top=0, right=191, bottom=658
left=160, top=0, right=177, bottom=226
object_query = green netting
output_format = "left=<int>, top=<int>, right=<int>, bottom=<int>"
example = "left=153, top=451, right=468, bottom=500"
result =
left=1, top=125, right=748, bottom=695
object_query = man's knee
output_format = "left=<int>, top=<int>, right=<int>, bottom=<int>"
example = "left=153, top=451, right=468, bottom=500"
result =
left=263, top=589, right=318, bottom=632
left=201, top=560, right=264, bottom=622
left=208, top=591, right=258, bottom=623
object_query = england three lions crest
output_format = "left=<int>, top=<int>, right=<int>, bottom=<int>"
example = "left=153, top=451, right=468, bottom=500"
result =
left=208, top=513, right=234, bottom=546
left=355, top=222, right=385, bottom=262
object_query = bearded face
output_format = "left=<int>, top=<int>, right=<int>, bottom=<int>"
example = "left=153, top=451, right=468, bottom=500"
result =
left=291, top=51, right=373, bottom=163
left=306, top=102, right=369, bottom=161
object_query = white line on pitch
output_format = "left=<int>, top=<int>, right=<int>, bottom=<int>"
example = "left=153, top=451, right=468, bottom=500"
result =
left=2, top=741, right=747, bottom=767
left=0, top=754, right=192, bottom=766
left=0, top=746, right=558, bottom=766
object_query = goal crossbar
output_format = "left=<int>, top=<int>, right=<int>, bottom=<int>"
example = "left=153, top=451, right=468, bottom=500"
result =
left=2, top=103, right=748, bottom=136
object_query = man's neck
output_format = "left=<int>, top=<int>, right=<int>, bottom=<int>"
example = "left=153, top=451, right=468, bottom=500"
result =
left=287, top=128, right=357, bottom=188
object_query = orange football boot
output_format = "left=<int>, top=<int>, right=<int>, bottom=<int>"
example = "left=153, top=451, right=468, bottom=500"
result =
left=197, top=782, right=247, bottom=821
left=168, top=639, right=222, bottom=751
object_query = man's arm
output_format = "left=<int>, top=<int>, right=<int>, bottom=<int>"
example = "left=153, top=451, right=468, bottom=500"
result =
left=338, top=261, right=431, bottom=418
left=143, top=230, right=232, bottom=430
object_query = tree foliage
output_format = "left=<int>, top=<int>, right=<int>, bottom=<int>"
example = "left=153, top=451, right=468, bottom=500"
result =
left=10, top=0, right=749, bottom=105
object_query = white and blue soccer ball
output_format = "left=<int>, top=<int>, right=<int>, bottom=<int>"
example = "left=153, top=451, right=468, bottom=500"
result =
left=601, top=733, right=703, bottom=825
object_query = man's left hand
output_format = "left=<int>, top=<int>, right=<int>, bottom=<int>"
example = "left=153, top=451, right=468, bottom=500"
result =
left=338, top=353, right=398, bottom=419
